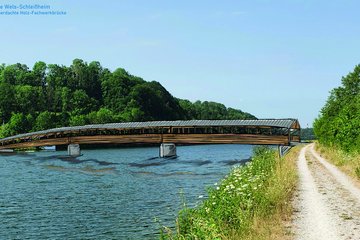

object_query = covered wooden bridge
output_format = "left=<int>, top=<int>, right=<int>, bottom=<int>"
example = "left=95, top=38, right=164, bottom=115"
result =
left=0, top=119, right=300, bottom=155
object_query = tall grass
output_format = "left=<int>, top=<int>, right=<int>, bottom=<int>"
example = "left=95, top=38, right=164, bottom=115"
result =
left=315, top=142, right=360, bottom=180
left=162, top=146, right=299, bottom=240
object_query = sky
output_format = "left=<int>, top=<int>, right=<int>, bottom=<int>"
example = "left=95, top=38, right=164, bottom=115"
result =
left=1, top=0, right=360, bottom=127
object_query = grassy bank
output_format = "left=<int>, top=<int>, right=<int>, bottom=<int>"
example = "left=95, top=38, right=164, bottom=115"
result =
left=162, top=146, right=300, bottom=240
left=315, top=142, right=360, bottom=180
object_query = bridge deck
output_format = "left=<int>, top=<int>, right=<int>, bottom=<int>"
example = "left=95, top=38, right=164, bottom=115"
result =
left=0, top=119, right=301, bottom=149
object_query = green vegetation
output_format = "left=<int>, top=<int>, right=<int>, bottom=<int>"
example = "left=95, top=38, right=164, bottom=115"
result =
left=315, top=143, right=360, bottom=180
left=300, top=128, right=316, bottom=141
left=162, top=146, right=299, bottom=240
left=314, top=65, right=360, bottom=180
left=313, top=65, right=360, bottom=152
left=0, top=60, right=255, bottom=138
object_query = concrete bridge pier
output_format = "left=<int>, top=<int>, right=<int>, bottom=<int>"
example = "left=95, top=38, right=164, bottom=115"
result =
left=159, top=143, right=177, bottom=158
left=68, top=144, right=81, bottom=156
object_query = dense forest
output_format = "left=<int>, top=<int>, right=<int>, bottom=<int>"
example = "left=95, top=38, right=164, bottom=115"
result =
left=314, top=65, right=360, bottom=152
left=0, top=59, right=256, bottom=138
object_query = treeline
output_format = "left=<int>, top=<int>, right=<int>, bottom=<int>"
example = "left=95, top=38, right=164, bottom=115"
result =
left=0, top=59, right=255, bottom=138
left=314, top=65, right=360, bottom=152
left=300, top=128, right=316, bottom=141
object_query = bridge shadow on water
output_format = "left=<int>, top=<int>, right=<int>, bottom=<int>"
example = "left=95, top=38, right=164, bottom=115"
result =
left=128, top=156, right=215, bottom=168
left=128, top=156, right=251, bottom=169
left=35, top=154, right=119, bottom=166
left=220, top=158, right=252, bottom=166
left=29, top=154, right=121, bottom=175
left=0, top=152, right=121, bottom=175
left=1, top=151, right=252, bottom=177
left=35, top=154, right=251, bottom=171
left=128, top=156, right=177, bottom=168
left=129, top=156, right=252, bottom=178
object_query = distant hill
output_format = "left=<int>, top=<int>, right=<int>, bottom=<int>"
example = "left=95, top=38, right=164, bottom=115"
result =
left=0, top=59, right=256, bottom=137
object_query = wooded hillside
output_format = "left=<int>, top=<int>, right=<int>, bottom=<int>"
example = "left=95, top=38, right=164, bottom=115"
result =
left=0, top=59, right=256, bottom=137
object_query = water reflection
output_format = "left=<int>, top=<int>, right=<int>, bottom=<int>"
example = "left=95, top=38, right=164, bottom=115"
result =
left=35, top=154, right=118, bottom=166
left=44, top=164, right=118, bottom=175
left=220, top=158, right=251, bottom=166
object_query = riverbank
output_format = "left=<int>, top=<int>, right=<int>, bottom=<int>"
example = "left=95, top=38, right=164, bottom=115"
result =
left=315, top=142, right=360, bottom=181
left=162, top=146, right=300, bottom=239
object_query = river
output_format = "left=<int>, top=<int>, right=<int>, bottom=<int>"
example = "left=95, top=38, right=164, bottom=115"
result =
left=0, top=144, right=253, bottom=239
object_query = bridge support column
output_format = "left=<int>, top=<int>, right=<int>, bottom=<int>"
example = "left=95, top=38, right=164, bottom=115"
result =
left=278, top=145, right=291, bottom=158
left=159, top=143, right=176, bottom=158
left=68, top=144, right=81, bottom=156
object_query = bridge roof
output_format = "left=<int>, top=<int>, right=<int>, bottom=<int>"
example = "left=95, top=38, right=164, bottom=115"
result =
left=0, top=119, right=300, bottom=142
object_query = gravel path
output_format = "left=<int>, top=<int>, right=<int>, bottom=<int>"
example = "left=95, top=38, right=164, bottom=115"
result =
left=292, top=144, right=360, bottom=240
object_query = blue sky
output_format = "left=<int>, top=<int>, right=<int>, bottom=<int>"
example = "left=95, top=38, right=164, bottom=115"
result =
left=1, top=0, right=360, bottom=127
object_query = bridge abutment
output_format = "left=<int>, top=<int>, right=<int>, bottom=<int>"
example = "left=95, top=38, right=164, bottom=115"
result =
left=68, top=144, right=81, bottom=156
left=159, top=143, right=176, bottom=158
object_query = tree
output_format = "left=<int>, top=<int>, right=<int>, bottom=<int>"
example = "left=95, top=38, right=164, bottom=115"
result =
left=1, top=113, right=31, bottom=136
left=69, top=115, right=87, bottom=126
left=33, top=111, right=57, bottom=131
left=61, top=87, right=71, bottom=113
left=87, top=61, right=103, bottom=101
left=32, top=61, right=47, bottom=87
left=0, top=82, right=15, bottom=122
left=126, top=81, right=185, bottom=121
left=14, top=85, right=41, bottom=114
left=87, top=108, right=115, bottom=124
left=69, top=89, right=98, bottom=116
left=101, top=68, right=143, bottom=113
left=314, top=64, right=360, bottom=152
left=2, top=65, right=19, bottom=85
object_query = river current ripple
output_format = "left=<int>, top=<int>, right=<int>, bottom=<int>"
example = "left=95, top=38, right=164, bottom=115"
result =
left=0, top=144, right=253, bottom=239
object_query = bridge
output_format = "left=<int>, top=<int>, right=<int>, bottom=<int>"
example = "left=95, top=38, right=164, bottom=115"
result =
left=0, top=119, right=300, bottom=157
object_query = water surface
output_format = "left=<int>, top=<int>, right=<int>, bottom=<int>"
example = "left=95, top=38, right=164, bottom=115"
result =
left=0, top=144, right=253, bottom=239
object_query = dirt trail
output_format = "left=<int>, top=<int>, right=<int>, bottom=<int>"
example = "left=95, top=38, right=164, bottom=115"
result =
left=292, top=144, right=360, bottom=240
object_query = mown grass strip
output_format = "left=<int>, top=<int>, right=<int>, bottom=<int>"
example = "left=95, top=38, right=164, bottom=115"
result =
left=162, top=146, right=300, bottom=240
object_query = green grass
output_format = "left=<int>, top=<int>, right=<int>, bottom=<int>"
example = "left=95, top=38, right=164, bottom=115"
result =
left=161, top=146, right=299, bottom=240
left=315, top=142, right=360, bottom=180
